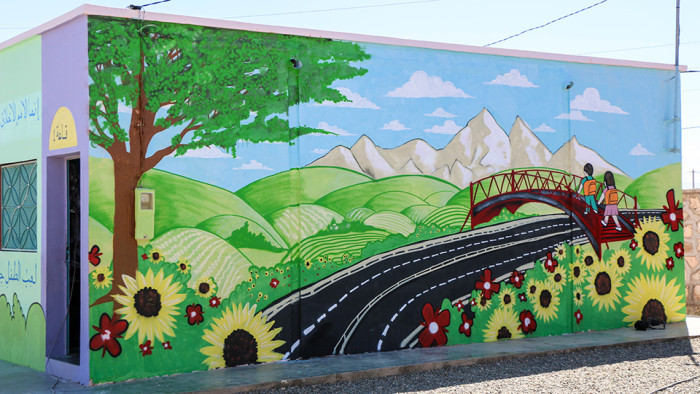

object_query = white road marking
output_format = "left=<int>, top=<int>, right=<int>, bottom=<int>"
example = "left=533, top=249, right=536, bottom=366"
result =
left=350, top=285, right=359, bottom=293
left=339, top=294, right=348, bottom=302
left=377, top=340, right=383, bottom=351
left=304, top=324, right=315, bottom=336
left=317, top=313, right=327, bottom=323
left=382, top=325, right=390, bottom=336
left=361, top=279, right=369, bottom=286
left=372, top=273, right=381, bottom=280
left=391, top=313, right=398, bottom=322
left=328, top=303, right=337, bottom=312
left=291, top=340, right=300, bottom=353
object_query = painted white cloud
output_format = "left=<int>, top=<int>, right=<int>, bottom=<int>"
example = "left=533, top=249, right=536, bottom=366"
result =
left=425, top=107, right=457, bottom=118
left=629, top=143, right=655, bottom=156
left=317, top=121, right=355, bottom=136
left=311, top=148, right=329, bottom=155
left=534, top=123, right=556, bottom=133
left=316, top=87, right=380, bottom=109
left=425, top=120, right=462, bottom=134
left=555, top=110, right=593, bottom=122
left=168, top=146, right=231, bottom=158
left=387, top=71, right=474, bottom=98
left=485, top=69, right=538, bottom=87
left=233, top=160, right=273, bottom=171
left=381, top=120, right=409, bottom=131
left=571, top=87, right=628, bottom=114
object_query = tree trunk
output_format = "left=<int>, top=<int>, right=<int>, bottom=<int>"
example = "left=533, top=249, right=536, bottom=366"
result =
left=92, top=158, right=141, bottom=310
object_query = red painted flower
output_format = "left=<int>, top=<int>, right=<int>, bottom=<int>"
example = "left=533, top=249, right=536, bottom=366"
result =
left=209, top=296, right=221, bottom=308
left=475, top=269, right=500, bottom=300
left=458, top=313, right=473, bottom=337
left=141, top=253, right=148, bottom=260
left=518, top=293, right=527, bottom=302
left=270, top=278, right=280, bottom=288
left=88, top=245, right=103, bottom=266
left=674, top=242, right=684, bottom=258
left=575, top=309, right=583, bottom=324
left=510, top=270, right=525, bottom=288
left=89, top=313, right=128, bottom=358
left=139, top=340, right=153, bottom=356
left=418, top=303, right=450, bottom=347
left=470, top=299, right=477, bottom=307
left=629, top=240, right=638, bottom=250
left=162, top=341, right=172, bottom=350
left=455, top=300, right=464, bottom=311
left=185, top=304, right=204, bottom=325
left=661, top=189, right=683, bottom=231
left=666, top=257, right=675, bottom=271
left=518, top=310, right=537, bottom=334
left=542, top=252, right=558, bottom=273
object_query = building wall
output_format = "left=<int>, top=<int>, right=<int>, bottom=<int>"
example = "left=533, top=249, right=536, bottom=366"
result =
left=0, top=36, right=45, bottom=371
left=683, top=189, right=700, bottom=305
left=86, top=16, right=685, bottom=383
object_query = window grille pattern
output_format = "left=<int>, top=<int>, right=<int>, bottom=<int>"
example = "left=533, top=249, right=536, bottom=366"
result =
left=1, top=162, right=37, bottom=250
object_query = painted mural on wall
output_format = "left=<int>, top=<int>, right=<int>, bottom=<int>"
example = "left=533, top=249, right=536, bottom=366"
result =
left=87, top=16, right=685, bottom=383
left=0, top=36, right=45, bottom=371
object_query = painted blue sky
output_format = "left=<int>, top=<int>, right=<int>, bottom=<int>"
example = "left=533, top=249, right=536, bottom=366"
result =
left=100, top=41, right=679, bottom=192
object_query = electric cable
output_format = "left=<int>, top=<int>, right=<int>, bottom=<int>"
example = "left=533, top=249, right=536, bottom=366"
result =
left=225, top=0, right=441, bottom=19
left=485, top=0, right=609, bottom=47
left=581, top=40, right=700, bottom=55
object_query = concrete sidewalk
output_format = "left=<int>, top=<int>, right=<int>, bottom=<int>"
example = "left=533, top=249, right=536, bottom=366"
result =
left=2, top=316, right=699, bottom=393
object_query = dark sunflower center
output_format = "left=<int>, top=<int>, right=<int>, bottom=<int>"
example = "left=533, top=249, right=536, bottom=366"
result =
left=643, top=232, right=660, bottom=255
left=480, top=297, right=487, bottom=307
left=503, top=294, right=512, bottom=304
left=199, top=282, right=211, bottom=294
left=540, top=290, right=552, bottom=308
left=97, top=273, right=105, bottom=282
left=573, top=266, right=581, bottom=278
left=223, top=329, right=258, bottom=367
left=584, top=256, right=594, bottom=266
left=554, top=273, right=562, bottom=283
left=530, top=285, right=537, bottom=294
left=134, top=287, right=162, bottom=317
left=180, top=263, right=187, bottom=271
left=576, top=292, right=581, bottom=301
left=152, top=252, right=160, bottom=260
left=594, top=272, right=612, bottom=296
left=641, top=299, right=667, bottom=323
left=497, top=326, right=512, bottom=340
left=617, top=256, right=626, bottom=268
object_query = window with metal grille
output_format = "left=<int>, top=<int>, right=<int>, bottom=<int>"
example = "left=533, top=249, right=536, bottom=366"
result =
left=1, top=161, right=37, bottom=251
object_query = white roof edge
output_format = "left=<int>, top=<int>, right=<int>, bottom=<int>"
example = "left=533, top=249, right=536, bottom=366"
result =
left=0, top=4, right=686, bottom=72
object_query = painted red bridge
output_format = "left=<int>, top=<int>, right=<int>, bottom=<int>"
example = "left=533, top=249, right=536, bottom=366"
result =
left=460, top=169, right=639, bottom=257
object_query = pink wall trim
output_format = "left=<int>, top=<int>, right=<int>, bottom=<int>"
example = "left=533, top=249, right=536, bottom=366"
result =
left=0, top=4, right=686, bottom=72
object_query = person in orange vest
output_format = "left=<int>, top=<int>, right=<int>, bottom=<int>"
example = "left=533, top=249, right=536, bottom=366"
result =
left=598, top=171, right=621, bottom=231
left=577, top=163, right=598, bottom=215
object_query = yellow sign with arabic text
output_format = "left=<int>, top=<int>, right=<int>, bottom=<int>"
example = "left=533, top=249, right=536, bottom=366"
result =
left=49, top=106, right=77, bottom=150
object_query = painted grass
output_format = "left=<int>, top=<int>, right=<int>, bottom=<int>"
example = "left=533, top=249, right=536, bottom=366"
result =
left=345, top=207, right=375, bottom=222
left=196, top=214, right=287, bottom=249
left=285, top=230, right=390, bottom=262
left=364, top=191, right=428, bottom=213
left=269, top=204, right=344, bottom=246
left=364, top=211, right=416, bottom=236
left=423, top=205, right=470, bottom=228
left=402, top=204, right=438, bottom=224
left=625, top=163, right=682, bottom=209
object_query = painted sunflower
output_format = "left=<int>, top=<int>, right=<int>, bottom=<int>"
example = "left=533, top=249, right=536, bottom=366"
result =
left=622, top=274, right=685, bottom=325
left=554, top=243, right=568, bottom=261
left=176, top=258, right=191, bottom=275
left=201, top=303, right=284, bottom=369
left=579, top=248, right=599, bottom=269
left=525, top=277, right=541, bottom=297
left=194, top=276, right=217, bottom=299
left=91, top=265, right=113, bottom=289
left=571, top=261, right=586, bottom=286
left=608, top=248, right=632, bottom=276
left=498, top=287, right=516, bottom=310
left=483, top=307, right=523, bottom=342
left=149, top=248, right=165, bottom=264
left=114, top=269, right=186, bottom=343
left=584, top=260, right=622, bottom=312
left=573, top=286, right=585, bottom=307
left=473, top=293, right=492, bottom=313
left=634, top=217, right=671, bottom=272
left=548, top=265, right=567, bottom=292
left=532, top=280, right=560, bottom=323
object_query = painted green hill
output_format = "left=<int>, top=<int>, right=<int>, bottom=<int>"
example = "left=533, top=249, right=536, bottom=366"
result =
left=364, top=191, right=428, bottom=213
left=316, top=175, right=459, bottom=216
left=88, top=157, right=282, bottom=242
left=594, top=173, right=634, bottom=193
left=269, top=204, right=344, bottom=246
left=196, top=215, right=287, bottom=250
left=624, top=163, right=682, bottom=209
left=235, top=166, right=372, bottom=219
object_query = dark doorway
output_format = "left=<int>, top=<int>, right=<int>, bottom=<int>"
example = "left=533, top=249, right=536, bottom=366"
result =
left=66, top=158, right=81, bottom=362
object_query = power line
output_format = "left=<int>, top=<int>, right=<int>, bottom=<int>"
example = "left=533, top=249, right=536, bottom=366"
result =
left=484, top=0, right=609, bottom=47
left=683, top=126, right=700, bottom=130
left=225, top=0, right=441, bottom=19
left=581, top=40, right=700, bottom=55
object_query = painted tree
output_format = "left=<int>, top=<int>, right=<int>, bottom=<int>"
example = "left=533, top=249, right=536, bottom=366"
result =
left=88, top=16, right=369, bottom=305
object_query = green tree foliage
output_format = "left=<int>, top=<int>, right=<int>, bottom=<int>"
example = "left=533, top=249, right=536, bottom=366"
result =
left=87, top=16, right=370, bottom=304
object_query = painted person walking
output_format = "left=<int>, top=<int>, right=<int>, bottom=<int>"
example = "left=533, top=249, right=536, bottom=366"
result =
left=598, top=171, right=621, bottom=231
left=577, top=163, right=598, bottom=214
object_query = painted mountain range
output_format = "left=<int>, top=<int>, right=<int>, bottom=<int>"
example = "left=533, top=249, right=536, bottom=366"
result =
left=308, top=108, right=625, bottom=188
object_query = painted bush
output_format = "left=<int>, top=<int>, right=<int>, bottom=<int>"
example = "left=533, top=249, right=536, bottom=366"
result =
left=87, top=15, right=684, bottom=383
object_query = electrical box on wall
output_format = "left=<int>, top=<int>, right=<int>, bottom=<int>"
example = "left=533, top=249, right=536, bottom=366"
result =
left=135, top=188, right=155, bottom=240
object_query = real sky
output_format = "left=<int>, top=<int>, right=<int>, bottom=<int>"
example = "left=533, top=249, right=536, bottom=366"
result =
left=2, top=0, right=699, bottom=187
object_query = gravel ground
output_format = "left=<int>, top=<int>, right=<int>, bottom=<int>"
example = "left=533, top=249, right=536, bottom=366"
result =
left=255, top=337, right=700, bottom=394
